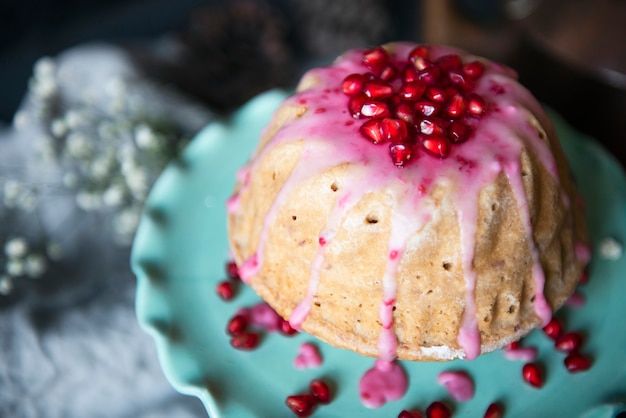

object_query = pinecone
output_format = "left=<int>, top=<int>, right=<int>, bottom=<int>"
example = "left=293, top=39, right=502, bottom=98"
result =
left=288, top=0, right=393, bottom=58
left=132, top=0, right=296, bottom=112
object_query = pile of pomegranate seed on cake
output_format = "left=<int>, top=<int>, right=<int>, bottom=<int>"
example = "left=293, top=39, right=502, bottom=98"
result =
left=341, top=45, right=487, bottom=166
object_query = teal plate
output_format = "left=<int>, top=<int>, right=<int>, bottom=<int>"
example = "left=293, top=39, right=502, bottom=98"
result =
left=131, top=90, right=626, bottom=418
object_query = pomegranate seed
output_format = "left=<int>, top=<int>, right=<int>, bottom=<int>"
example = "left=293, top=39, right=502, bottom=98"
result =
left=463, top=61, right=485, bottom=79
left=285, top=394, right=317, bottom=417
left=342, top=73, right=365, bottom=96
left=425, top=86, right=446, bottom=103
left=426, top=401, right=452, bottom=418
left=216, top=280, right=235, bottom=301
left=363, top=80, right=394, bottom=99
left=399, top=410, right=424, bottom=418
left=309, top=379, right=331, bottom=404
left=542, top=317, right=563, bottom=340
left=395, top=101, right=417, bottom=124
left=348, top=95, right=366, bottom=118
left=380, top=118, right=409, bottom=142
left=415, top=100, right=440, bottom=117
left=467, top=94, right=486, bottom=116
left=399, top=80, right=426, bottom=101
left=403, top=65, right=420, bottom=82
left=564, top=352, right=593, bottom=373
left=447, top=120, right=471, bottom=143
left=445, top=94, right=467, bottom=118
left=522, top=362, right=543, bottom=388
left=555, top=331, right=584, bottom=352
left=409, top=45, right=431, bottom=62
left=362, top=47, right=390, bottom=73
left=579, top=269, right=589, bottom=285
left=226, top=314, right=249, bottom=336
left=380, top=64, right=398, bottom=81
left=417, top=66, right=441, bottom=85
left=505, top=341, right=520, bottom=350
left=418, top=118, right=445, bottom=136
left=360, top=119, right=385, bottom=144
left=389, top=142, right=413, bottom=166
left=422, top=135, right=451, bottom=158
left=483, top=402, right=504, bottom=418
left=226, top=261, right=239, bottom=279
left=230, top=332, right=260, bottom=350
left=280, top=319, right=298, bottom=336
left=437, top=54, right=462, bottom=71
left=447, top=69, right=473, bottom=91
left=361, top=101, right=391, bottom=118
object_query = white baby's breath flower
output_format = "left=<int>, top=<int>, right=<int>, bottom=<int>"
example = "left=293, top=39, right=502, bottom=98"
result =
left=33, top=77, right=58, bottom=99
left=65, top=132, right=92, bottom=158
left=13, top=110, right=29, bottom=130
left=6, top=259, right=25, bottom=277
left=89, top=158, right=112, bottom=180
left=51, top=118, right=68, bottom=138
left=65, top=109, right=87, bottom=129
left=34, top=56, right=56, bottom=79
left=17, top=190, right=37, bottom=212
left=76, top=191, right=102, bottom=211
left=105, top=77, right=127, bottom=98
left=97, top=120, right=117, bottom=142
left=125, top=167, right=148, bottom=195
left=0, top=276, right=13, bottom=295
left=25, top=254, right=46, bottom=278
left=102, top=184, right=125, bottom=207
left=35, top=134, right=56, bottom=161
left=134, top=124, right=158, bottom=149
left=5, top=237, right=28, bottom=258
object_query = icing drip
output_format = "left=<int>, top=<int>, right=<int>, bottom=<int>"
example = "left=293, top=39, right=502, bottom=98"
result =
left=359, top=359, right=408, bottom=408
left=436, top=371, right=475, bottom=402
left=294, top=342, right=323, bottom=369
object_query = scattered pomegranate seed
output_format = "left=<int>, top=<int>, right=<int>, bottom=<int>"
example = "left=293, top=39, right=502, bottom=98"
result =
left=395, top=101, right=418, bottom=124
left=364, top=80, right=395, bottom=99
left=348, top=95, right=367, bottom=118
left=564, top=352, right=593, bottom=373
left=360, top=119, right=385, bottom=144
left=447, top=121, right=471, bottom=143
left=437, top=54, right=463, bottom=71
left=542, top=317, right=564, bottom=340
left=403, top=65, right=420, bottom=82
left=422, top=136, right=451, bottom=158
left=425, top=401, right=452, bottom=418
left=445, top=94, right=467, bottom=119
left=555, top=331, right=584, bottom=352
left=230, top=332, right=260, bottom=350
left=285, top=394, right=317, bottom=417
left=463, top=61, right=485, bottom=79
left=216, top=280, right=235, bottom=301
left=226, top=261, right=239, bottom=279
left=226, top=314, right=249, bottom=336
left=425, top=86, right=446, bottom=103
left=361, top=101, right=391, bottom=118
left=380, top=118, right=409, bottom=142
left=380, top=64, right=398, bottom=81
left=342, top=73, right=365, bottom=95
left=415, top=101, right=439, bottom=117
left=362, top=47, right=390, bottom=74
left=579, top=269, right=589, bottom=285
left=399, top=410, right=424, bottom=418
left=447, top=69, right=473, bottom=91
left=522, top=362, right=543, bottom=388
left=309, top=379, right=332, bottom=404
left=483, top=402, right=504, bottom=418
left=280, top=319, right=299, bottom=336
left=389, top=142, right=413, bottom=166
left=418, top=118, right=446, bottom=136
left=409, top=45, right=431, bottom=62
left=467, top=94, right=486, bottom=116
left=399, top=80, right=426, bottom=101
left=417, top=66, right=441, bottom=85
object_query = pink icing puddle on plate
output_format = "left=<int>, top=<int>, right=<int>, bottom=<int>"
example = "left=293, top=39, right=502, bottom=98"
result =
left=238, top=302, right=282, bottom=331
left=294, top=342, right=323, bottom=369
left=436, top=371, right=475, bottom=402
left=359, top=359, right=408, bottom=409
left=504, top=345, right=538, bottom=362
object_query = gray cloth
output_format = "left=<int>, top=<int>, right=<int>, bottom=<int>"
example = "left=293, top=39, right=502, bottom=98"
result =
left=0, top=43, right=212, bottom=418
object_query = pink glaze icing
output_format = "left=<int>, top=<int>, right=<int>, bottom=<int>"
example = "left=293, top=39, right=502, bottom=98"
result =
left=229, top=43, right=582, bottom=364
left=359, top=359, right=408, bottom=408
left=294, top=342, right=323, bottom=369
left=238, top=302, right=283, bottom=331
left=436, top=370, right=475, bottom=402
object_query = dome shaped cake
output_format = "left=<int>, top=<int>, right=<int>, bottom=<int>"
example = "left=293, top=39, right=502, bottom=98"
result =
left=226, top=42, right=589, bottom=361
